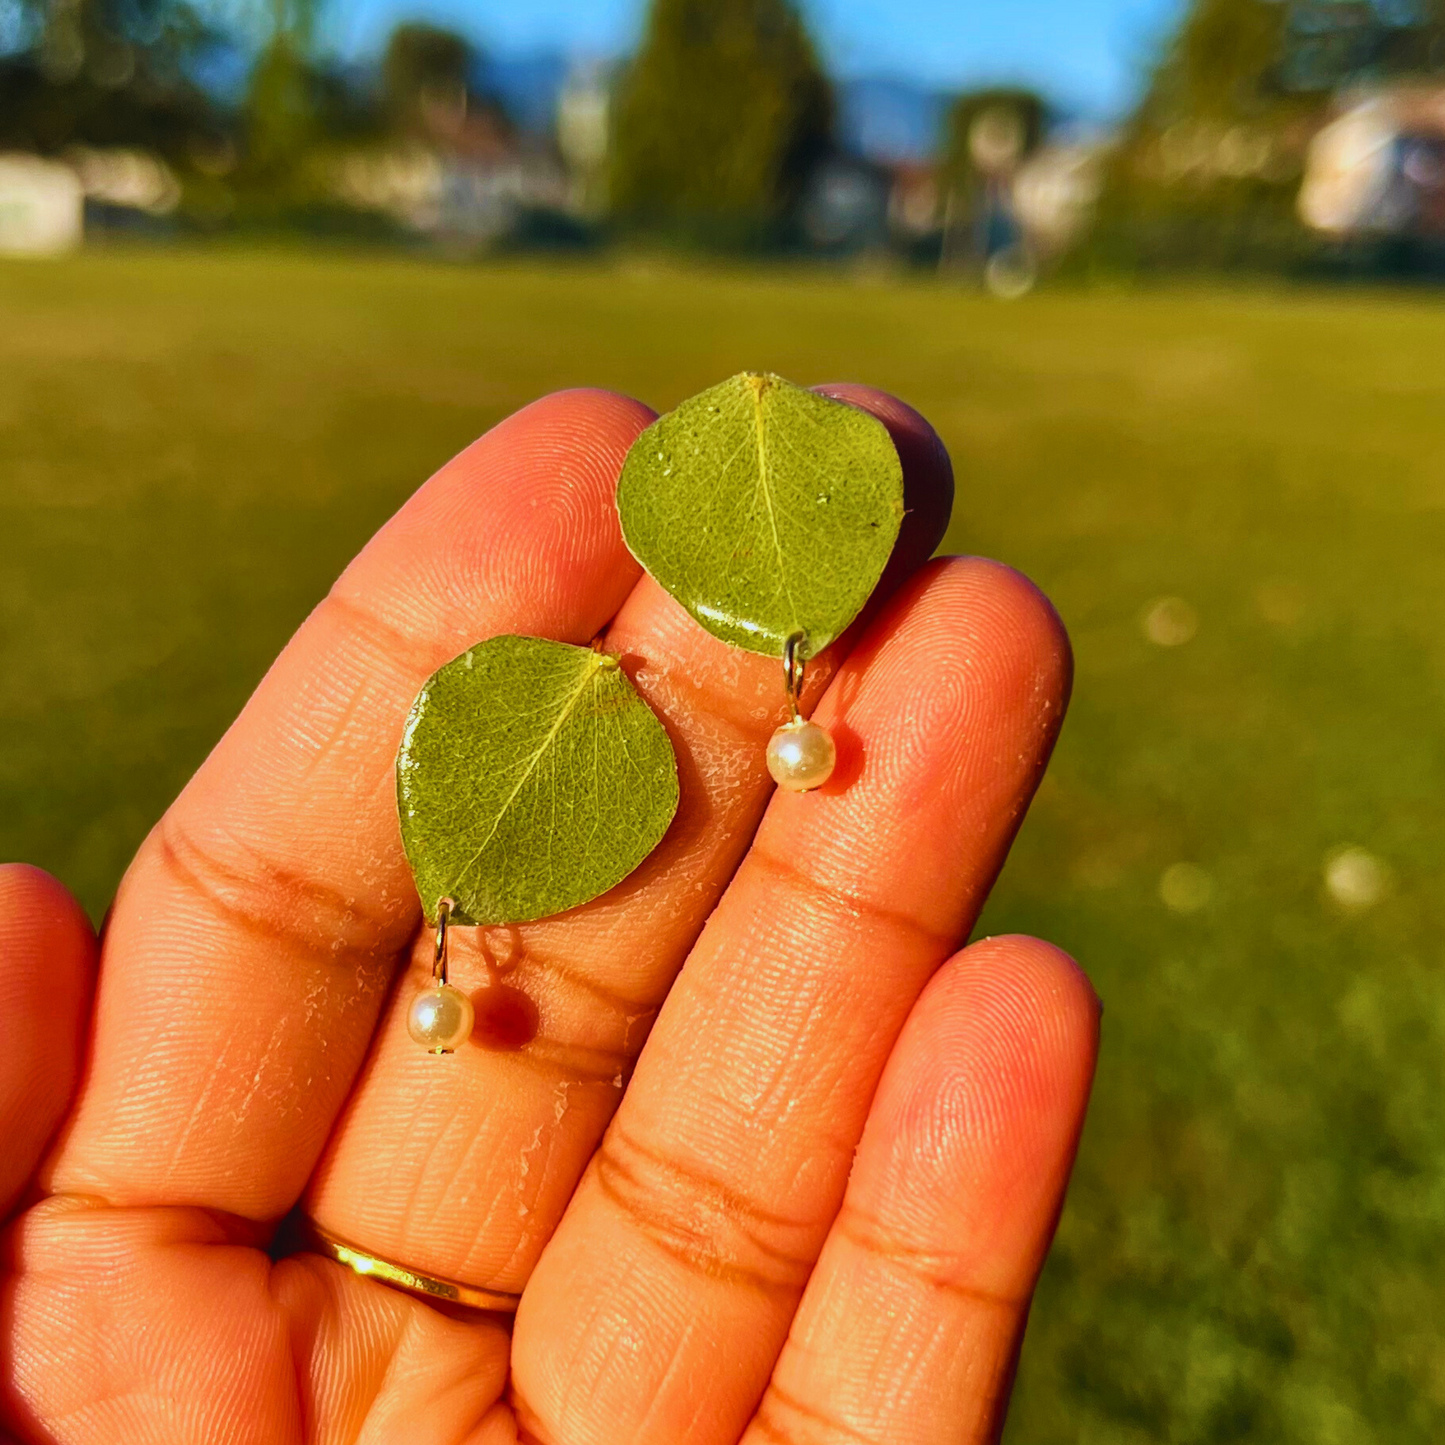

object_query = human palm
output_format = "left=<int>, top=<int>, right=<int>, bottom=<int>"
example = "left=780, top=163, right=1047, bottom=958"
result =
left=0, top=386, right=1097, bottom=1445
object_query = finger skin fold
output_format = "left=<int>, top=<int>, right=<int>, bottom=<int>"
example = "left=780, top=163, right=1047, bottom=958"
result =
left=512, top=559, right=1074, bottom=1445
left=747, top=937, right=1099, bottom=1445
left=2, top=1197, right=513, bottom=1445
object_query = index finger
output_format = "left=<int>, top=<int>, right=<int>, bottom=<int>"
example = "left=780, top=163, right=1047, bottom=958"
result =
left=45, top=389, right=654, bottom=1221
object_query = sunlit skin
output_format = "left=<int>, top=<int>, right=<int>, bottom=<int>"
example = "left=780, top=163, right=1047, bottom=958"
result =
left=0, top=386, right=1098, bottom=1445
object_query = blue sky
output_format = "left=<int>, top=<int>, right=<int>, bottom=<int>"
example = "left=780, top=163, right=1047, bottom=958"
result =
left=326, top=0, right=1188, bottom=118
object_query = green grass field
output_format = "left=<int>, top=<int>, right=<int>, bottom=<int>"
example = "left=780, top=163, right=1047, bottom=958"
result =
left=4, top=249, right=1445, bottom=1442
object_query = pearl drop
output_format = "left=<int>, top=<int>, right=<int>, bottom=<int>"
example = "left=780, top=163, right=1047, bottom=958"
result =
left=767, top=718, right=836, bottom=792
left=407, top=983, right=475, bottom=1053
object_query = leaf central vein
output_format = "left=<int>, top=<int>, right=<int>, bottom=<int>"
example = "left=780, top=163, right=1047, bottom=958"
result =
left=751, top=384, right=801, bottom=641
left=451, top=660, right=603, bottom=892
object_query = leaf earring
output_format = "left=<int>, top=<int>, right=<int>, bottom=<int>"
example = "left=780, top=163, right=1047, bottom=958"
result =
left=393, top=373, right=903, bottom=1055
left=395, top=634, right=679, bottom=1053
left=616, top=372, right=905, bottom=792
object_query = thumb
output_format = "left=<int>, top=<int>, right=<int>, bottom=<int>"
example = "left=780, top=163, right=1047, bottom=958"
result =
left=0, top=865, right=96, bottom=1219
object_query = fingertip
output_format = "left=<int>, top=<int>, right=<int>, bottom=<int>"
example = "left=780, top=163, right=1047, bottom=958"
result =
left=859, top=554, right=1072, bottom=728
left=975, top=557, right=1074, bottom=703
left=335, top=387, right=657, bottom=655
left=409, top=384, right=658, bottom=541
left=937, top=555, right=1073, bottom=700
left=0, top=865, right=97, bottom=1216
left=488, top=386, right=658, bottom=454
left=0, top=862, right=97, bottom=964
left=748, top=953, right=1093, bottom=1445
left=823, top=557, right=1071, bottom=836
left=940, top=933, right=1101, bottom=1079
left=905, top=932, right=1099, bottom=1154
left=852, top=933, right=1097, bottom=1295
left=443, top=388, right=658, bottom=509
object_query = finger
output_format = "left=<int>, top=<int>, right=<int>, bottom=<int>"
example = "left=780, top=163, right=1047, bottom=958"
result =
left=3, top=1196, right=513, bottom=1444
left=46, top=389, right=655, bottom=1220
left=304, top=388, right=954, bottom=1287
left=0, top=865, right=95, bottom=1218
left=745, top=936, right=1099, bottom=1445
left=512, top=557, right=1072, bottom=1445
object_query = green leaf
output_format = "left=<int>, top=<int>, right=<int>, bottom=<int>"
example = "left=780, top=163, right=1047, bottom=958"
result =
left=396, top=636, right=679, bottom=927
left=617, top=372, right=905, bottom=657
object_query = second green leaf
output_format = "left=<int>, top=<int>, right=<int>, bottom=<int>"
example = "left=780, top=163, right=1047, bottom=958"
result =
left=616, top=372, right=905, bottom=657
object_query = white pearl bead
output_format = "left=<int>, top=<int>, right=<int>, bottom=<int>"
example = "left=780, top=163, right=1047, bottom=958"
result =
left=767, top=719, right=836, bottom=792
left=407, top=983, right=475, bottom=1053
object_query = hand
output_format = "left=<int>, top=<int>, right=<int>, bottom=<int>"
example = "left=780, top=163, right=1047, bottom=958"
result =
left=0, top=387, right=1098, bottom=1445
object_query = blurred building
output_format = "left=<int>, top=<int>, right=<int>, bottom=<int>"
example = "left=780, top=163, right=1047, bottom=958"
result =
left=68, top=146, right=181, bottom=223
left=556, top=61, right=612, bottom=215
left=1299, top=86, right=1445, bottom=238
left=936, top=94, right=1054, bottom=290
left=329, top=76, right=572, bottom=246
left=1013, top=138, right=1109, bottom=258
left=887, top=161, right=941, bottom=243
left=798, top=154, right=890, bottom=251
left=330, top=139, right=568, bottom=245
left=0, top=154, right=82, bottom=254
left=0, top=146, right=180, bottom=253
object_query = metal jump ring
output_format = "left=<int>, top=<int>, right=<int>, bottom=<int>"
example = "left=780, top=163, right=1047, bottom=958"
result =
left=432, top=897, right=454, bottom=985
left=782, top=631, right=808, bottom=724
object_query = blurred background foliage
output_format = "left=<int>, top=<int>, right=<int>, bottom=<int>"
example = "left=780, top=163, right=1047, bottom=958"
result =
left=0, top=0, right=216, bottom=155
left=6, top=0, right=1445, bottom=271
left=609, top=0, right=832, bottom=247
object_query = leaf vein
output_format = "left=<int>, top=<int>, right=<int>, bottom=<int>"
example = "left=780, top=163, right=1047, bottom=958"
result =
left=451, top=659, right=601, bottom=895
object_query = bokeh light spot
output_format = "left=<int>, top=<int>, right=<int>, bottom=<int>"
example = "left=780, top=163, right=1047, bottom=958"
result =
left=1324, top=847, right=1388, bottom=910
left=1160, top=862, right=1213, bottom=912
left=1142, top=595, right=1199, bottom=647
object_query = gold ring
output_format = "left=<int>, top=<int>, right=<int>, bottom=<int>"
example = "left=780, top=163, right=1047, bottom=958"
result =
left=300, top=1218, right=523, bottom=1313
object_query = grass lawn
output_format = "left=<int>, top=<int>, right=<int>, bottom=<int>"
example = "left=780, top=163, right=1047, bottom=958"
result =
left=4, top=248, right=1445, bottom=1441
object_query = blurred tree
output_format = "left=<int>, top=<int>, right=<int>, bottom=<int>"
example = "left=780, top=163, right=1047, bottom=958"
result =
left=609, top=0, right=833, bottom=246
left=381, top=22, right=472, bottom=138
left=1138, top=0, right=1290, bottom=123
left=245, top=0, right=317, bottom=159
left=234, top=40, right=387, bottom=213
left=0, top=0, right=218, bottom=156
left=241, top=35, right=317, bottom=182
left=1281, top=0, right=1445, bottom=89
left=1138, top=0, right=1445, bottom=122
left=235, top=0, right=364, bottom=202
